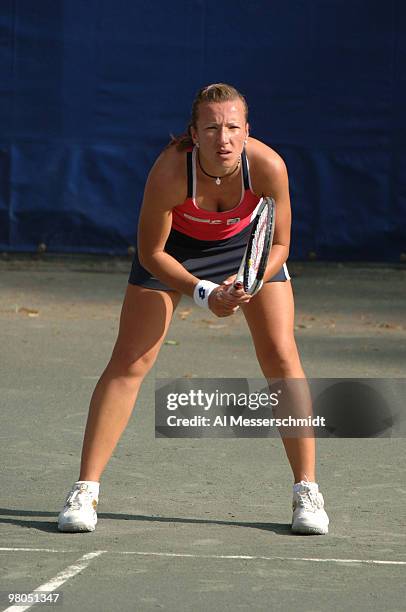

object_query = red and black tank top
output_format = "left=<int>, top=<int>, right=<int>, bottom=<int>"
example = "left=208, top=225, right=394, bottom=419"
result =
left=172, top=146, right=261, bottom=241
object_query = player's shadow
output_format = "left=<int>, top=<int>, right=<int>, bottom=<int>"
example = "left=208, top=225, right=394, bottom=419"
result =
left=0, top=508, right=292, bottom=536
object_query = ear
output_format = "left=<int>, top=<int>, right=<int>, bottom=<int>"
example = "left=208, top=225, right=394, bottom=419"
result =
left=245, top=123, right=250, bottom=140
left=190, top=125, right=198, bottom=145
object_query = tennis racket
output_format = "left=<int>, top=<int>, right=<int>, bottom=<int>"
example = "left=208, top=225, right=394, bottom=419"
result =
left=233, top=196, right=276, bottom=295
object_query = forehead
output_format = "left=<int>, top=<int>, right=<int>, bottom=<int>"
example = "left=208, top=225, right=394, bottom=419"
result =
left=197, top=99, right=246, bottom=123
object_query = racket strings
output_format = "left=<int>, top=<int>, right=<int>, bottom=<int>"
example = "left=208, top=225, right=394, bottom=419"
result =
left=247, top=209, right=268, bottom=287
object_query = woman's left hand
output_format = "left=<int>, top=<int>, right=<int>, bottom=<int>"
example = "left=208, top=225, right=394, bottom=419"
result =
left=219, top=275, right=252, bottom=307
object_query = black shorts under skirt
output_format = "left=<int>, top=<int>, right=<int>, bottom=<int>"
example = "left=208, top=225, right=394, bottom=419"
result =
left=129, top=224, right=290, bottom=291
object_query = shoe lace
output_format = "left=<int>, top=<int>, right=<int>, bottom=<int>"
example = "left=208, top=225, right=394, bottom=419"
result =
left=295, top=485, right=323, bottom=512
left=65, top=486, right=92, bottom=510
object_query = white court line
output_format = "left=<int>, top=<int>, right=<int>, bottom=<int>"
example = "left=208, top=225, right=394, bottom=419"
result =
left=2, top=550, right=105, bottom=612
left=117, top=551, right=406, bottom=566
left=0, top=548, right=76, bottom=553
left=1, top=547, right=406, bottom=566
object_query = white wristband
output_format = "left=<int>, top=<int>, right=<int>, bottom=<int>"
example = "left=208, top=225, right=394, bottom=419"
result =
left=193, top=280, right=219, bottom=309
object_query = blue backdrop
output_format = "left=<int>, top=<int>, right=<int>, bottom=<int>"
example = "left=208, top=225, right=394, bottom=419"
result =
left=1, top=0, right=405, bottom=260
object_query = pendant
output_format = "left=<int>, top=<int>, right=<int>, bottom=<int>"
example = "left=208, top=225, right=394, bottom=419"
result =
left=215, top=177, right=221, bottom=186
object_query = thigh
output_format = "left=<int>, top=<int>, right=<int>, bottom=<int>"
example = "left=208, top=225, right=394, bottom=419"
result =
left=112, top=284, right=182, bottom=364
left=242, top=280, right=302, bottom=375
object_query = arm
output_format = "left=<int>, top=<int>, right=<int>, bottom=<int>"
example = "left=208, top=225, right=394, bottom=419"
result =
left=248, top=141, right=291, bottom=282
left=137, top=154, right=197, bottom=297
left=262, top=156, right=291, bottom=282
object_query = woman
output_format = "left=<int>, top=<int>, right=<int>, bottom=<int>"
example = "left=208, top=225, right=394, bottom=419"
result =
left=58, top=83, right=329, bottom=535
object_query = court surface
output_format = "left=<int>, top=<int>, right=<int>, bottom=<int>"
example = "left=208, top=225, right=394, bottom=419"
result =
left=1, top=257, right=405, bottom=612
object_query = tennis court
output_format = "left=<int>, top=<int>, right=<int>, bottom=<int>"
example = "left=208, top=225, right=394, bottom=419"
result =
left=1, top=257, right=405, bottom=611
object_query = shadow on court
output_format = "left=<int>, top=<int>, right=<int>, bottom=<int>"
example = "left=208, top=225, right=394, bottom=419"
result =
left=1, top=257, right=405, bottom=612
left=0, top=508, right=292, bottom=536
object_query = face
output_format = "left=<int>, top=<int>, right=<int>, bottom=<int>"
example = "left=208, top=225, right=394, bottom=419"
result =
left=191, top=99, right=249, bottom=169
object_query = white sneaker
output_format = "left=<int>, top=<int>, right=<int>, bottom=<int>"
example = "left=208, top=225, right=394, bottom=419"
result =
left=58, top=482, right=98, bottom=532
left=291, top=481, right=329, bottom=535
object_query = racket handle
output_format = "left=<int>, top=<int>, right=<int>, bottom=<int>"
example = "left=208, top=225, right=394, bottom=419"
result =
left=233, top=281, right=243, bottom=290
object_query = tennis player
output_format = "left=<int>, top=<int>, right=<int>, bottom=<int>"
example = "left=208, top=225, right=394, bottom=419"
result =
left=58, top=83, right=329, bottom=535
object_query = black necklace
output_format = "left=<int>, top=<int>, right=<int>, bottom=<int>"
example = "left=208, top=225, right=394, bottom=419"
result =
left=197, top=151, right=241, bottom=185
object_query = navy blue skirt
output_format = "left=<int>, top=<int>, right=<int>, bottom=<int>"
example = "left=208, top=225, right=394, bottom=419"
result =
left=129, top=225, right=290, bottom=291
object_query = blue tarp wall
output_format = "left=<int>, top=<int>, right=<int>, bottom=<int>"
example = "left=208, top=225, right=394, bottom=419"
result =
left=1, top=0, right=405, bottom=260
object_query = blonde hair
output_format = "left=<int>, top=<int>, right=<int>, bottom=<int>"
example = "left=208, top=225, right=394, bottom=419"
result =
left=169, top=83, right=249, bottom=151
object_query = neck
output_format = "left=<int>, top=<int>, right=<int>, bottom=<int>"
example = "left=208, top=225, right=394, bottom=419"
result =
left=197, top=150, right=241, bottom=185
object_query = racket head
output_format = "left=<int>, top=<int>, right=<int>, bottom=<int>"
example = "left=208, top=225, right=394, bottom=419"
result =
left=242, top=197, right=275, bottom=294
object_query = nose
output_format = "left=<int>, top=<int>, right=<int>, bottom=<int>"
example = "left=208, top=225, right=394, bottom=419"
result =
left=218, top=127, right=230, bottom=145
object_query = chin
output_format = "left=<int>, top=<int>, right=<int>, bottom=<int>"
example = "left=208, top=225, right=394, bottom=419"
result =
left=216, top=154, right=239, bottom=167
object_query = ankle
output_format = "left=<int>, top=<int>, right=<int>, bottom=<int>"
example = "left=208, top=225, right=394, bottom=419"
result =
left=75, top=480, right=100, bottom=497
left=293, top=472, right=316, bottom=484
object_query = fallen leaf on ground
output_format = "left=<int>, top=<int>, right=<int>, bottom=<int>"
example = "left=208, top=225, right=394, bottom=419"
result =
left=18, top=307, right=39, bottom=317
left=164, top=340, right=179, bottom=346
left=178, top=309, right=192, bottom=320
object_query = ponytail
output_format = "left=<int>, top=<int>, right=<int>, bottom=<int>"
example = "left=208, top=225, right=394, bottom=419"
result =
left=167, top=124, right=194, bottom=151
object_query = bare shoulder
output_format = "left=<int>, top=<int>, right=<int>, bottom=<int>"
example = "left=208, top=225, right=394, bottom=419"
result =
left=246, top=137, right=287, bottom=175
left=245, top=137, right=288, bottom=196
left=144, top=145, right=187, bottom=210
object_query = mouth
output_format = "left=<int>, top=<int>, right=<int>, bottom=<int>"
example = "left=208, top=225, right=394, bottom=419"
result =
left=217, top=150, right=233, bottom=159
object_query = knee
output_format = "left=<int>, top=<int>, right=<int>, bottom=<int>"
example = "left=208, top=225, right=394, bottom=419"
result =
left=109, top=345, right=157, bottom=382
left=258, top=338, right=301, bottom=376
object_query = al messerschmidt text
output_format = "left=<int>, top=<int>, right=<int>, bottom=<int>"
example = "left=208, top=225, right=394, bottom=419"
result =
left=167, top=415, right=326, bottom=427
